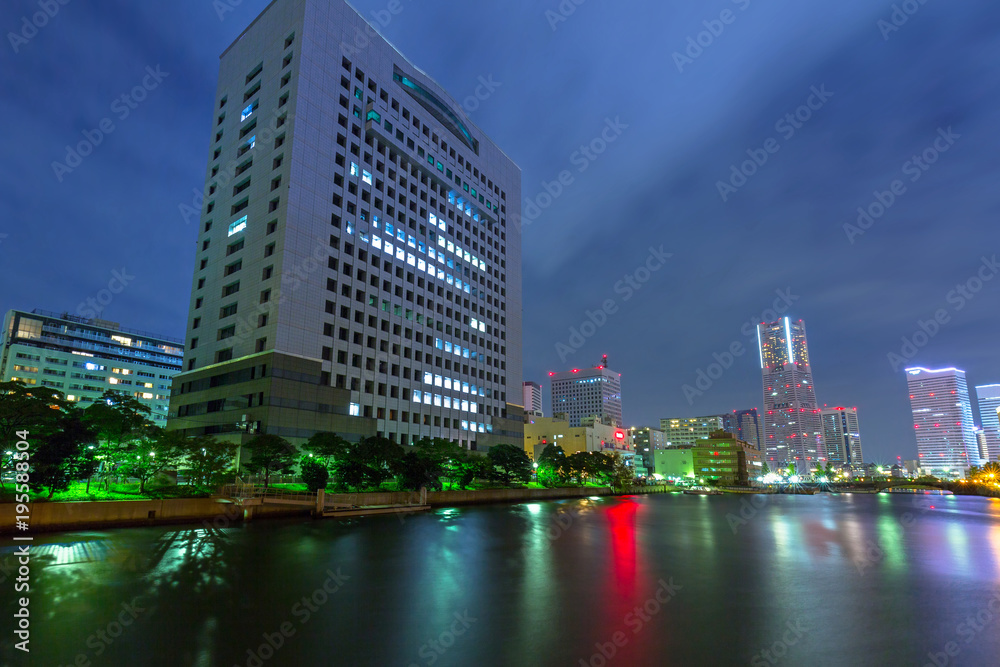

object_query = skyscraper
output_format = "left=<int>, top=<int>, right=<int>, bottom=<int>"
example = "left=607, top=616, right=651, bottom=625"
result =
left=906, top=367, right=978, bottom=476
left=819, top=407, right=863, bottom=468
left=974, top=384, right=1000, bottom=463
left=522, top=381, right=543, bottom=417
left=167, top=0, right=522, bottom=451
left=734, top=408, right=762, bottom=451
left=550, top=364, right=622, bottom=427
left=757, top=317, right=823, bottom=473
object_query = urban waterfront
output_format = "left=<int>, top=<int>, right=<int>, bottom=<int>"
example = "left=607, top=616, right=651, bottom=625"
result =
left=3, top=493, right=1000, bottom=666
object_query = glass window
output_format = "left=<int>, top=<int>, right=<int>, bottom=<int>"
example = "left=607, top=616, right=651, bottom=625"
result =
left=228, top=216, right=248, bottom=237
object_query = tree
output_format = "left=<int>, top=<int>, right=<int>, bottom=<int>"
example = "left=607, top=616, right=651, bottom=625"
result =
left=486, top=444, right=533, bottom=486
left=457, top=454, right=490, bottom=490
left=181, top=436, right=236, bottom=488
left=242, top=434, right=297, bottom=490
left=301, top=432, right=350, bottom=467
left=0, top=382, right=73, bottom=491
left=608, top=452, right=633, bottom=492
left=334, top=436, right=404, bottom=489
left=29, top=414, right=96, bottom=498
left=412, top=437, right=468, bottom=488
left=398, top=451, right=444, bottom=491
left=116, top=428, right=187, bottom=494
left=83, top=390, right=153, bottom=448
left=301, top=458, right=330, bottom=492
left=536, top=443, right=568, bottom=487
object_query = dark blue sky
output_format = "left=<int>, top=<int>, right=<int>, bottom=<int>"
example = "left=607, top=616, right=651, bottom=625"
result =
left=1, top=0, right=998, bottom=463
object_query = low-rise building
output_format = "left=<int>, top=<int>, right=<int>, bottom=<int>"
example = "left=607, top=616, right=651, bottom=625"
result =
left=653, top=447, right=695, bottom=482
left=660, top=416, right=724, bottom=447
left=690, top=431, right=761, bottom=485
left=524, top=415, right=634, bottom=464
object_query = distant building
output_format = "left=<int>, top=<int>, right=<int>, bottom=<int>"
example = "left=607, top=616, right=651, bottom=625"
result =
left=690, top=431, right=761, bottom=485
left=549, top=364, right=622, bottom=427
left=660, top=416, right=723, bottom=447
left=820, top=407, right=863, bottom=468
left=523, top=415, right=633, bottom=464
left=630, top=426, right=666, bottom=478
left=653, top=448, right=695, bottom=481
left=522, top=381, right=543, bottom=417
left=734, top=409, right=762, bottom=451
left=758, top=317, right=823, bottom=474
left=905, top=367, right=979, bottom=477
left=974, top=384, right=1000, bottom=462
left=0, top=309, right=184, bottom=426
left=974, top=428, right=990, bottom=463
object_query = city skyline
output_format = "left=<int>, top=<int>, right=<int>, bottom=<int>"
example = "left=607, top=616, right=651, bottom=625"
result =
left=2, top=0, right=999, bottom=464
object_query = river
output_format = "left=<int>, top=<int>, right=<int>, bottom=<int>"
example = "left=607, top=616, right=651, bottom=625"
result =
left=3, top=492, right=1000, bottom=666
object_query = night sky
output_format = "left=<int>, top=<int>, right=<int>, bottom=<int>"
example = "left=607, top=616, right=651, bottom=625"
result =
left=2, top=0, right=998, bottom=463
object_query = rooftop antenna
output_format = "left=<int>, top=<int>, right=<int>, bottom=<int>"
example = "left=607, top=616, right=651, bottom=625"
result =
left=598, top=354, right=608, bottom=369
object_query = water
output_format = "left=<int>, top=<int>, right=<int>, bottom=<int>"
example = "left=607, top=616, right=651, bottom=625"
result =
left=3, top=493, right=1000, bottom=666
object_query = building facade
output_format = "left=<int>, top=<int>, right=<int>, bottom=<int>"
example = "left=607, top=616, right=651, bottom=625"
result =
left=733, top=408, right=762, bottom=451
left=1, top=309, right=183, bottom=426
left=974, top=384, right=1000, bottom=463
left=523, top=415, right=633, bottom=463
left=630, top=426, right=666, bottom=477
left=549, top=365, right=622, bottom=427
left=819, top=407, right=863, bottom=469
left=906, top=367, right=979, bottom=476
left=167, top=0, right=522, bottom=450
left=660, top=416, right=723, bottom=447
left=690, top=431, right=761, bottom=485
left=758, top=317, right=823, bottom=473
left=522, top=381, right=543, bottom=417
left=653, top=448, right=695, bottom=481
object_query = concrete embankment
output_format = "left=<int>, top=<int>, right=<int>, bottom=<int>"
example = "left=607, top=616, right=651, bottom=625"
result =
left=2, top=485, right=678, bottom=534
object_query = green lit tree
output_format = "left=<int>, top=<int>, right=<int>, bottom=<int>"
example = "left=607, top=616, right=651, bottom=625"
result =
left=300, top=458, right=330, bottom=492
left=242, top=434, right=297, bottom=491
left=486, top=444, right=533, bottom=486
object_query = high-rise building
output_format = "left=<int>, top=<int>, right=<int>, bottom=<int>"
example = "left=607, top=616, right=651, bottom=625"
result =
left=522, top=381, right=543, bottom=417
left=0, top=309, right=183, bottom=425
left=819, top=407, right=863, bottom=468
left=757, top=317, right=823, bottom=473
left=734, top=408, right=762, bottom=451
left=167, top=0, right=522, bottom=450
left=974, top=384, right=1000, bottom=463
left=660, top=416, right=724, bottom=447
left=906, top=367, right=979, bottom=476
left=630, top=426, right=666, bottom=477
left=550, top=364, right=622, bottom=427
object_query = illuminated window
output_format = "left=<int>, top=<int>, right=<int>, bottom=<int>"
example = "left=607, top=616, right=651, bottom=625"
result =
left=349, top=403, right=360, bottom=416
left=362, top=169, right=372, bottom=185
left=241, top=100, right=258, bottom=121
left=228, top=216, right=248, bottom=237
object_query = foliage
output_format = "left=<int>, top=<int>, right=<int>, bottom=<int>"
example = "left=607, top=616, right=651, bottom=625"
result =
left=301, top=432, right=350, bottom=466
left=115, top=428, right=188, bottom=494
left=457, top=455, right=490, bottom=489
left=608, top=452, right=633, bottom=492
left=28, top=414, right=97, bottom=498
left=180, top=436, right=236, bottom=488
left=412, top=437, right=469, bottom=487
left=331, top=436, right=404, bottom=490
left=83, top=390, right=153, bottom=448
left=300, top=458, right=330, bottom=492
left=566, top=451, right=614, bottom=485
left=242, top=434, right=297, bottom=490
left=536, top=443, right=568, bottom=487
left=398, top=451, right=444, bottom=491
left=486, top=444, right=533, bottom=486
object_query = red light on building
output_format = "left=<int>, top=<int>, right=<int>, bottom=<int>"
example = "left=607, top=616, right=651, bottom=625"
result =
left=548, top=372, right=555, bottom=377
left=614, top=430, right=625, bottom=440
left=572, top=369, right=579, bottom=373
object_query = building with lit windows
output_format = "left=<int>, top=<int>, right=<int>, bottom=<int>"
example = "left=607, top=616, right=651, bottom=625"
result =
left=906, top=367, right=979, bottom=477
left=523, top=415, right=633, bottom=462
left=167, top=0, right=522, bottom=450
left=758, top=317, right=823, bottom=474
left=630, top=426, right=666, bottom=477
left=549, top=364, right=622, bottom=427
left=522, top=381, right=543, bottom=417
left=690, top=431, right=761, bottom=485
left=819, top=407, right=863, bottom=468
left=974, top=384, right=1000, bottom=463
left=0, top=309, right=183, bottom=425
left=734, top=408, right=762, bottom=451
left=660, top=416, right=723, bottom=447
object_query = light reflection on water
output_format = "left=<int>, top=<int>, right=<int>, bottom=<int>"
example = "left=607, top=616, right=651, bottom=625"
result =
left=1, top=494, right=999, bottom=666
